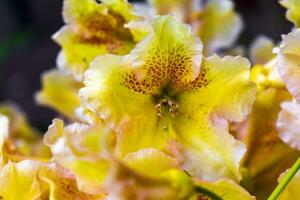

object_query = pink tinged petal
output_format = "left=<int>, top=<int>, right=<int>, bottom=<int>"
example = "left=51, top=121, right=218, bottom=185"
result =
left=277, top=101, right=300, bottom=150
left=277, top=29, right=300, bottom=101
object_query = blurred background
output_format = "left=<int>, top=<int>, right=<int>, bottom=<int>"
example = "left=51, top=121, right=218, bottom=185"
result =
left=0, top=0, right=293, bottom=131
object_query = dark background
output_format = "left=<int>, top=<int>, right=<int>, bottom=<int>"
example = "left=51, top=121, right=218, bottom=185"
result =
left=0, top=0, right=292, bottom=131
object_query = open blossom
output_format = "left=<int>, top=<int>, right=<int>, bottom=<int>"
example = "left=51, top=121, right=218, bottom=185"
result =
left=54, top=0, right=140, bottom=80
left=80, top=15, right=256, bottom=182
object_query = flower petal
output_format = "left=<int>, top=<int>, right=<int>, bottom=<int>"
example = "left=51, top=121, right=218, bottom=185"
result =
left=196, top=0, right=243, bottom=54
left=123, top=148, right=179, bottom=178
left=38, top=162, right=104, bottom=199
left=36, top=70, right=82, bottom=120
left=280, top=0, right=300, bottom=27
left=277, top=29, right=300, bottom=101
left=0, top=160, right=41, bottom=200
left=171, top=114, right=246, bottom=182
left=249, top=35, right=275, bottom=65
left=277, top=169, right=300, bottom=200
left=44, top=119, right=111, bottom=194
left=106, top=159, right=196, bottom=200
left=277, top=101, right=300, bottom=150
left=195, top=178, right=255, bottom=200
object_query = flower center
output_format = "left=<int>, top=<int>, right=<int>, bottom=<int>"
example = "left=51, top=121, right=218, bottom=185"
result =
left=155, top=97, right=179, bottom=118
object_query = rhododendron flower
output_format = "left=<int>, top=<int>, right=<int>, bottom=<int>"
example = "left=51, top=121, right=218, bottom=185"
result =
left=80, top=15, right=256, bottom=182
left=54, top=0, right=139, bottom=80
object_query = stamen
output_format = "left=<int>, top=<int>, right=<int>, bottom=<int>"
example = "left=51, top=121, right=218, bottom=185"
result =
left=156, top=98, right=179, bottom=118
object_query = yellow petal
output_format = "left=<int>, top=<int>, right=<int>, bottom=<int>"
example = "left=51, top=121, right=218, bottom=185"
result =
left=280, top=0, right=300, bottom=27
left=123, top=148, right=179, bottom=178
left=36, top=70, right=82, bottom=120
left=44, top=119, right=111, bottom=194
left=195, top=178, right=255, bottom=200
left=0, top=105, right=51, bottom=162
left=38, top=162, right=104, bottom=200
left=0, top=160, right=41, bottom=200
left=236, top=88, right=299, bottom=199
left=277, top=169, right=300, bottom=200
left=196, top=0, right=243, bottom=54
left=106, top=158, right=196, bottom=200
left=249, top=36, right=275, bottom=65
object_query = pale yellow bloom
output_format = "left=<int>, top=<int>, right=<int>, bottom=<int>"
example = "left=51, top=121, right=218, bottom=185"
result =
left=80, top=15, right=256, bottom=182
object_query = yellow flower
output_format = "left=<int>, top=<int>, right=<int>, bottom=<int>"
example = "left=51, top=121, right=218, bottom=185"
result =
left=80, top=15, right=256, bottom=182
left=277, top=28, right=300, bottom=101
left=195, top=0, right=243, bottom=54
left=36, top=70, right=83, bottom=120
left=54, top=0, right=139, bottom=80
left=280, top=0, right=300, bottom=27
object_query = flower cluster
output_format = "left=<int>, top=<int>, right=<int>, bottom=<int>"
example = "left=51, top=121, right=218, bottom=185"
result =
left=2, top=0, right=300, bottom=199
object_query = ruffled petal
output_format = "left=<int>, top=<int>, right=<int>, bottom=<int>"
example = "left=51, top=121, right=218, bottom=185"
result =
left=0, top=160, right=41, bottom=200
left=170, top=114, right=246, bottom=182
left=44, top=119, right=111, bottom=194
left=277, top=29, right=300, bottom=101
left=196, top=0, right=243, bottom=54
left=277, top=101, right=300, bottom=150
left=36, top=70, right=82, bottom=120
left=280, top=0, right=300, bottom=27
